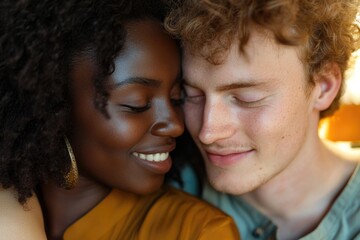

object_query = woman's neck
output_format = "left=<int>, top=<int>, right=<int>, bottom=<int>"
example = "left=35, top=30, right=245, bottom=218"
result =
left=40, top=177, right=110, bottom=240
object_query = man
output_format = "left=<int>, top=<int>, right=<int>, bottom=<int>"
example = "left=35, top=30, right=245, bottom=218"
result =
left=165, top=0, right=360, bottom=239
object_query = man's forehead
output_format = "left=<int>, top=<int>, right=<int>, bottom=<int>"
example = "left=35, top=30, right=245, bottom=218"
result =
left=182, top=26, right=278, bottom=61
left=181, top=31, right=304, bottom=90
left=182, top=41, right=247, bottom=86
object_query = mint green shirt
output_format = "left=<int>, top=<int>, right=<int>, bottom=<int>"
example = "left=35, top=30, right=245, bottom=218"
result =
left=173, top=164, right=360, bottom=240
left=201, top=164, right=360, bottom=240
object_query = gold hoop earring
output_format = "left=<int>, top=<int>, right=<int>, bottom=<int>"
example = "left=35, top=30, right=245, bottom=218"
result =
left=64, top=135, right=78, bottom=189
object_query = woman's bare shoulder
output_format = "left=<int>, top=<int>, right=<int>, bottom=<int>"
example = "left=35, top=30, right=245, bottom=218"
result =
left=0, top=188, right=47, bottom=240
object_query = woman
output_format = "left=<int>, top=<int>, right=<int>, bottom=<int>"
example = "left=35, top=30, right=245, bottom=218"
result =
left=0, top=1, right=48, bottom=239
left=0, top=0, right=239, bottom=239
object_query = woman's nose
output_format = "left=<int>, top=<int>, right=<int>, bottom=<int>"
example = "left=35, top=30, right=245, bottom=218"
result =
left=150, top=102, right=184, bottom=138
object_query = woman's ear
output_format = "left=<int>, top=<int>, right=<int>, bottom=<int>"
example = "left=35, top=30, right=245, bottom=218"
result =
left=312, top=62, right=342, bottom=111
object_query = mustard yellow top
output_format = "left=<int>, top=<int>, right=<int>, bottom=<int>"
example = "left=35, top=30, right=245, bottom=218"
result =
left=64, top=186, right=240, bottom=240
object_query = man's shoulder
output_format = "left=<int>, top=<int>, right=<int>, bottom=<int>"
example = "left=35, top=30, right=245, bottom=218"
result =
left=201, top=164, right=360, bottom=240
left=201, top=182, right=276, bottom=239
left=302, top=163, right=360, bottom=239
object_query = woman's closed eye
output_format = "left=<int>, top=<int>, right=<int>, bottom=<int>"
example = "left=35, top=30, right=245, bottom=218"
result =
left=118, top=103, right=151, bottom=113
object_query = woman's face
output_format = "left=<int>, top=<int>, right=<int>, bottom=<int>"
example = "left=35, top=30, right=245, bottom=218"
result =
left=70, top=19, right=184, bottom=195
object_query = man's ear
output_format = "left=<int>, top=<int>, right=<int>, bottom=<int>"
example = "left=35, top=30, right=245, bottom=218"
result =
left=312, top=62, right=342, bottom=111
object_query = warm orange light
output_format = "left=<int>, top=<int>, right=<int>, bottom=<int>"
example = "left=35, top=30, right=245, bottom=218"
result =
left=321, top=104, right=360, bottom=142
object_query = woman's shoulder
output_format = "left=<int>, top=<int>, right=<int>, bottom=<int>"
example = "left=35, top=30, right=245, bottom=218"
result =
left=139, top=186, right=240, bottom=239
left=154, top=186, right=232, bottom=219
left=0, top=188, right=47, bottom=240
left=160, top=186, right=221, bottom=208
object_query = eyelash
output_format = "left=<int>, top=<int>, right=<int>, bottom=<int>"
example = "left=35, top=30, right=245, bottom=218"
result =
left=120, top=104, right=151, bottom=113
left=231, top=96, right=263, bottom=107
left=185, top=95, right=205, bottom=104
left=119, top=97, right=183, bottom=113
left=183, top=87, right=205, bottom=104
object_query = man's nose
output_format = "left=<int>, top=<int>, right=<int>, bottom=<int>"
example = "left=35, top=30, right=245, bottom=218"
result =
left=198, top=99, right=235, bottom=145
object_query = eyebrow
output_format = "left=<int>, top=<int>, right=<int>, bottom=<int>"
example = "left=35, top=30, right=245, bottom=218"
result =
left=183, top=78, right=270, bottom=91
left=215, top=82, right=261, bottom=91
left=114, top=77, right=161, bottom=88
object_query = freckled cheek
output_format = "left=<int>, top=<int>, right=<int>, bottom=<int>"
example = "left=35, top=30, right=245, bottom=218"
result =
left=240, top=109, right=286, bottom=141
left=264, top=111, right=305, bottom=150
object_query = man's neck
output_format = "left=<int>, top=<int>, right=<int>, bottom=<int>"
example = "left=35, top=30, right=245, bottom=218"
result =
left=241, top=140, right=357, bottom=240
left=40, top=178, right=110, bottom=240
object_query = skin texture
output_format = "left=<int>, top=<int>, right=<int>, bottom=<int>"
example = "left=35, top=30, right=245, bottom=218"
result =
left=70, top=20, right=183, bottom=195
left=182, top=27, right=356, bottom=239
left=0, top=188, right=46, bottom=240
left=42, top=19, right=184, bottom=240
left=183, top=28, right=318, bottom=194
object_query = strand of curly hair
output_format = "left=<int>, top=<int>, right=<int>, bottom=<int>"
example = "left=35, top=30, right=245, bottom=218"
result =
left=0, top=0, right=171, bottom=204
left=165, top=0, right=360, bottom=118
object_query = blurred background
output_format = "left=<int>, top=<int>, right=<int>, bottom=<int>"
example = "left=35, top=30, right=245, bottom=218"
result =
left=319, top=47, right=360, bottom=157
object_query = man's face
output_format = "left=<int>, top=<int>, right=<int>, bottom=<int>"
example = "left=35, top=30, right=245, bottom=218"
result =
left=182, top=27, right=319, bottom=195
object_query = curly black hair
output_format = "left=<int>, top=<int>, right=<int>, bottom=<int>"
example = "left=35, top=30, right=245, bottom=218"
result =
left=0, top=0, right=171, bottom=204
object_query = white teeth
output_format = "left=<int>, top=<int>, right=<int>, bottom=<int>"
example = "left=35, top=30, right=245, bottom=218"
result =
left=132, top=152, right=169, bottom=162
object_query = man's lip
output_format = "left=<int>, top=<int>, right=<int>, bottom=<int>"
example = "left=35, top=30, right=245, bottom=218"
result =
left=204, top=149, right=254, bottom=167
left=205, top=149, right=253, bottom=156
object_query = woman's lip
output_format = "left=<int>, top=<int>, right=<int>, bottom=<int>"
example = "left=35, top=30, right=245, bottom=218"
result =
left=132, top=148, right=174, bottom=175
left=133, top=144, right=176, bottom=154
left=133, top=154, right=172, bottom=174
left=205, top=150, right=254, bottom=167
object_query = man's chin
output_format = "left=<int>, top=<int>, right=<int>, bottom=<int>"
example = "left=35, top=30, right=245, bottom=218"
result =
left=208, top=176, right=245, bottom=195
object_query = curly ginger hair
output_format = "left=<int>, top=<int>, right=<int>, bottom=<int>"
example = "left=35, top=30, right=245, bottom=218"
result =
left=165, top=0, right=360, bottom=117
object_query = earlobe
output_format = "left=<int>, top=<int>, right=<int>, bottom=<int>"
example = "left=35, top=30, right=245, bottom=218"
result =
left=312, top=62, right=342, bottom=111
